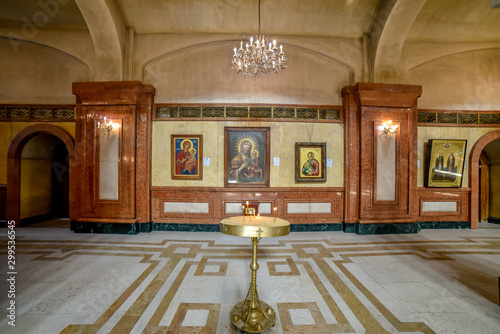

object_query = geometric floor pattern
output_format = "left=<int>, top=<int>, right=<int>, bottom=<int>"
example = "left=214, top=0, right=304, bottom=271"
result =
left=1, top=221, right=500, bottom=333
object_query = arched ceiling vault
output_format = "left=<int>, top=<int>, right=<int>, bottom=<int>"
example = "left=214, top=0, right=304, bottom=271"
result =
left=74, top=0, right=126, bottom=81
left=371, top=0, right=427, bottom=83
left=0, top=0, right=499, bottom=83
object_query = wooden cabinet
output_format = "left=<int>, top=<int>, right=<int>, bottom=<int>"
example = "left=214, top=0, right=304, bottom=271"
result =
left=72, top=82, right=155, bottom=224
left=342, top=83, right=421, bottom=225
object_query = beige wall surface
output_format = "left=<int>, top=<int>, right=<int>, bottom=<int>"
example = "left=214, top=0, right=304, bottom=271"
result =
left=404, top=45, right=500, bottom=110
left=417, top=126, right=499, bottom=187
left=138, top=34, right=360, bottom=106
left=0, top=122, right=75, bottom=184
left=490, top=164, right=500, bottom=219
left=20, top=158, right=52, bottom=219
left=17, top=131, right=73, bottom=219
left=0, top=38, right=90, bottom=104
left=152, top=121, right=344, bottom=188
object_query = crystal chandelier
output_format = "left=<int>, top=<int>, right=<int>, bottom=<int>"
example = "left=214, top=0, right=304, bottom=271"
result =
left=231, top=0, right=287, bottom=79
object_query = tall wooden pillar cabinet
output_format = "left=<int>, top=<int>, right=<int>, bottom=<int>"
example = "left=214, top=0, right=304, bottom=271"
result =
left=72, top=82, right=155, bottom=233
left=342, top=83, right=422, bottom=234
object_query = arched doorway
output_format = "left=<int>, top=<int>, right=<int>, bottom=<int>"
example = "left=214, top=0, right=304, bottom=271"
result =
left=7, top=124, right=75, bottom=228
left=480, top=139, right=500, bottom=224
left=469, top=129, right=500, bottom=228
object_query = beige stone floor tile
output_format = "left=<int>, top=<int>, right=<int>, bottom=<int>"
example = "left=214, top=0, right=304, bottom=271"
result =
left=1, top=222, right=500, bottom=333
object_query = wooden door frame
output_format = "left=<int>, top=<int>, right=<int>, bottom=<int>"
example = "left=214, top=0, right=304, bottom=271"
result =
left=479, top=152, right=489, bottom=222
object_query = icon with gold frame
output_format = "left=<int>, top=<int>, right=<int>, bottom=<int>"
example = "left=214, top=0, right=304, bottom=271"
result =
left=295, top=142, right=326, bottom=182
left=171, top=134, right=203, bottom=180
left=424, top=139, right=467, bottom=187
left=224, top=127, right=270, bottom=187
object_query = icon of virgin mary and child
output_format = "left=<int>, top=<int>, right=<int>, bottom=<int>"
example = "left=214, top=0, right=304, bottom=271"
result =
left=229, top=139, right=262, bottom=182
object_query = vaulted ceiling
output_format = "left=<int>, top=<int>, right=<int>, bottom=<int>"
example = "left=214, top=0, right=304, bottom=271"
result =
left=0, top=0, right=499, bottom=104
left=1, top=0, right=499, bottom=42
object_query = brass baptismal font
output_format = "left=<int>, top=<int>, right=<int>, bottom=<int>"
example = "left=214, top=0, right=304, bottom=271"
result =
left=220, top=208, right=290, bottom=333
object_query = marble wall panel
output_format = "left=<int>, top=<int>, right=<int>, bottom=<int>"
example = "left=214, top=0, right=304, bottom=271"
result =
left=417, top=188, right=469, bottom=221
left=225, top=202, right=271, bottom=215
left=376, top=128, right=396, bottom=201
left=422, top=201, right=458, bottom=212
left=98, top=129, right=120, bottom=200
left=258, top=203, right=272, bottom=214
left=287, top=203, right=332, bottom=214
left=152, top=187, right=344, bottom=225
left=164, top=202, right=209, bottom=214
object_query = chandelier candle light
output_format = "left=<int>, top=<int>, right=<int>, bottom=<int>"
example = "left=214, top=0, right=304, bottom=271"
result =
left=382, top=120, right=398, bottom=135
left=231, top=0, right=287, bottom=78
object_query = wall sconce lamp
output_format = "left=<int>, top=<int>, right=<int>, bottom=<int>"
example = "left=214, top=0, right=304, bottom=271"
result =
left=97, top=117, right=119, bottom=133
left=382, top=120, right=398, bottom=135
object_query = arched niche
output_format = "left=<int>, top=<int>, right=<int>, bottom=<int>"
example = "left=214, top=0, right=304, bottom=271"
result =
left=7, top=124, right=75, bottom=227
left=405, top=48, right=500, bottom=110
left=144, top=41, right=354, bottom=105
left=469, top=129, right=500, bottom=228
left=0, top=37, right=90, bottom=104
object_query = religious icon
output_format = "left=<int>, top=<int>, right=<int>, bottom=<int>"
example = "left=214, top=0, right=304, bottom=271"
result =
left=424, top=139, right=467, bottom=187
left=295, top=143, right=326, bottom=182
left=171, top=135, right=203, bottom=180
left=224, top=127, right=270, bottom=187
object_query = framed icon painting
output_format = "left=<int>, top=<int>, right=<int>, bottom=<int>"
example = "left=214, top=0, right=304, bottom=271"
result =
left=424, top=139, right=467, bottom=187
left=224, top=127, right=270, bottom=187
left=171, top=134, right=203, bottom=180
left=295, top=142, right=326, bottom=182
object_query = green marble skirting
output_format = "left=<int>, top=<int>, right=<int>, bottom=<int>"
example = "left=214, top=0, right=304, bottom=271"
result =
left=488, top=217, right=500, bottom=225
left=70, top=221, right=152, bottom=234
left=70, top=221, right=471, bottom=234
left=418, top=221, right=470, bottom=229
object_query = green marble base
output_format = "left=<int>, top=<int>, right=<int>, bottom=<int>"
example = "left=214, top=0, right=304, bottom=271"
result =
left=70, top=221, right=146, bottom=234
left=139, top=222, right=154, bottom=233
left=418, top=221, right=470, bottom=229
left=356, top=223, right=420, bottom=235
left=342, top=223, right=356, bottom=233
left=488, top=217, right=500, bottom=225
left=154, top=223, right=221, bottom=232
left=341, top=222, right=419, bottom=234
left=290, top=223, right=342, bottom=232
left=69, top=221, right=473, bottom=234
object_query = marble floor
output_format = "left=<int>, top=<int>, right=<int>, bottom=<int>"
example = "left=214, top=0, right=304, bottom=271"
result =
left=1, top=221, right=500, bottom=334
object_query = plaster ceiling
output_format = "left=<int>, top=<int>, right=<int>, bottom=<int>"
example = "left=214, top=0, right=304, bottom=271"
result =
left=0, top=0, right=499, bottom=42
left=406, top=0, right=500, bottom=42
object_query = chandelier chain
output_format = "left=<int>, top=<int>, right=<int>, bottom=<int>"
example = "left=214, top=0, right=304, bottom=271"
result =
left=231, top=0, right=288, bottom=79
left=258, top=0, right=261, bottom=34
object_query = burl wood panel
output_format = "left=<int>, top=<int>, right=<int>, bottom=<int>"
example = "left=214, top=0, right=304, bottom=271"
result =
left=342, top=83, right=421, bottom=224
left=151, top=187, right=344, bottom=225
left=417, top=188, right=470, bottom=222
left=72, top=81, right=155, bottom=224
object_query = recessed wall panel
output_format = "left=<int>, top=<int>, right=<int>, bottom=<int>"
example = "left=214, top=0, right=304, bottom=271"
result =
left=98, top=126, right=120, bottom=200
left=376, top=127, right=396, bottom=201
